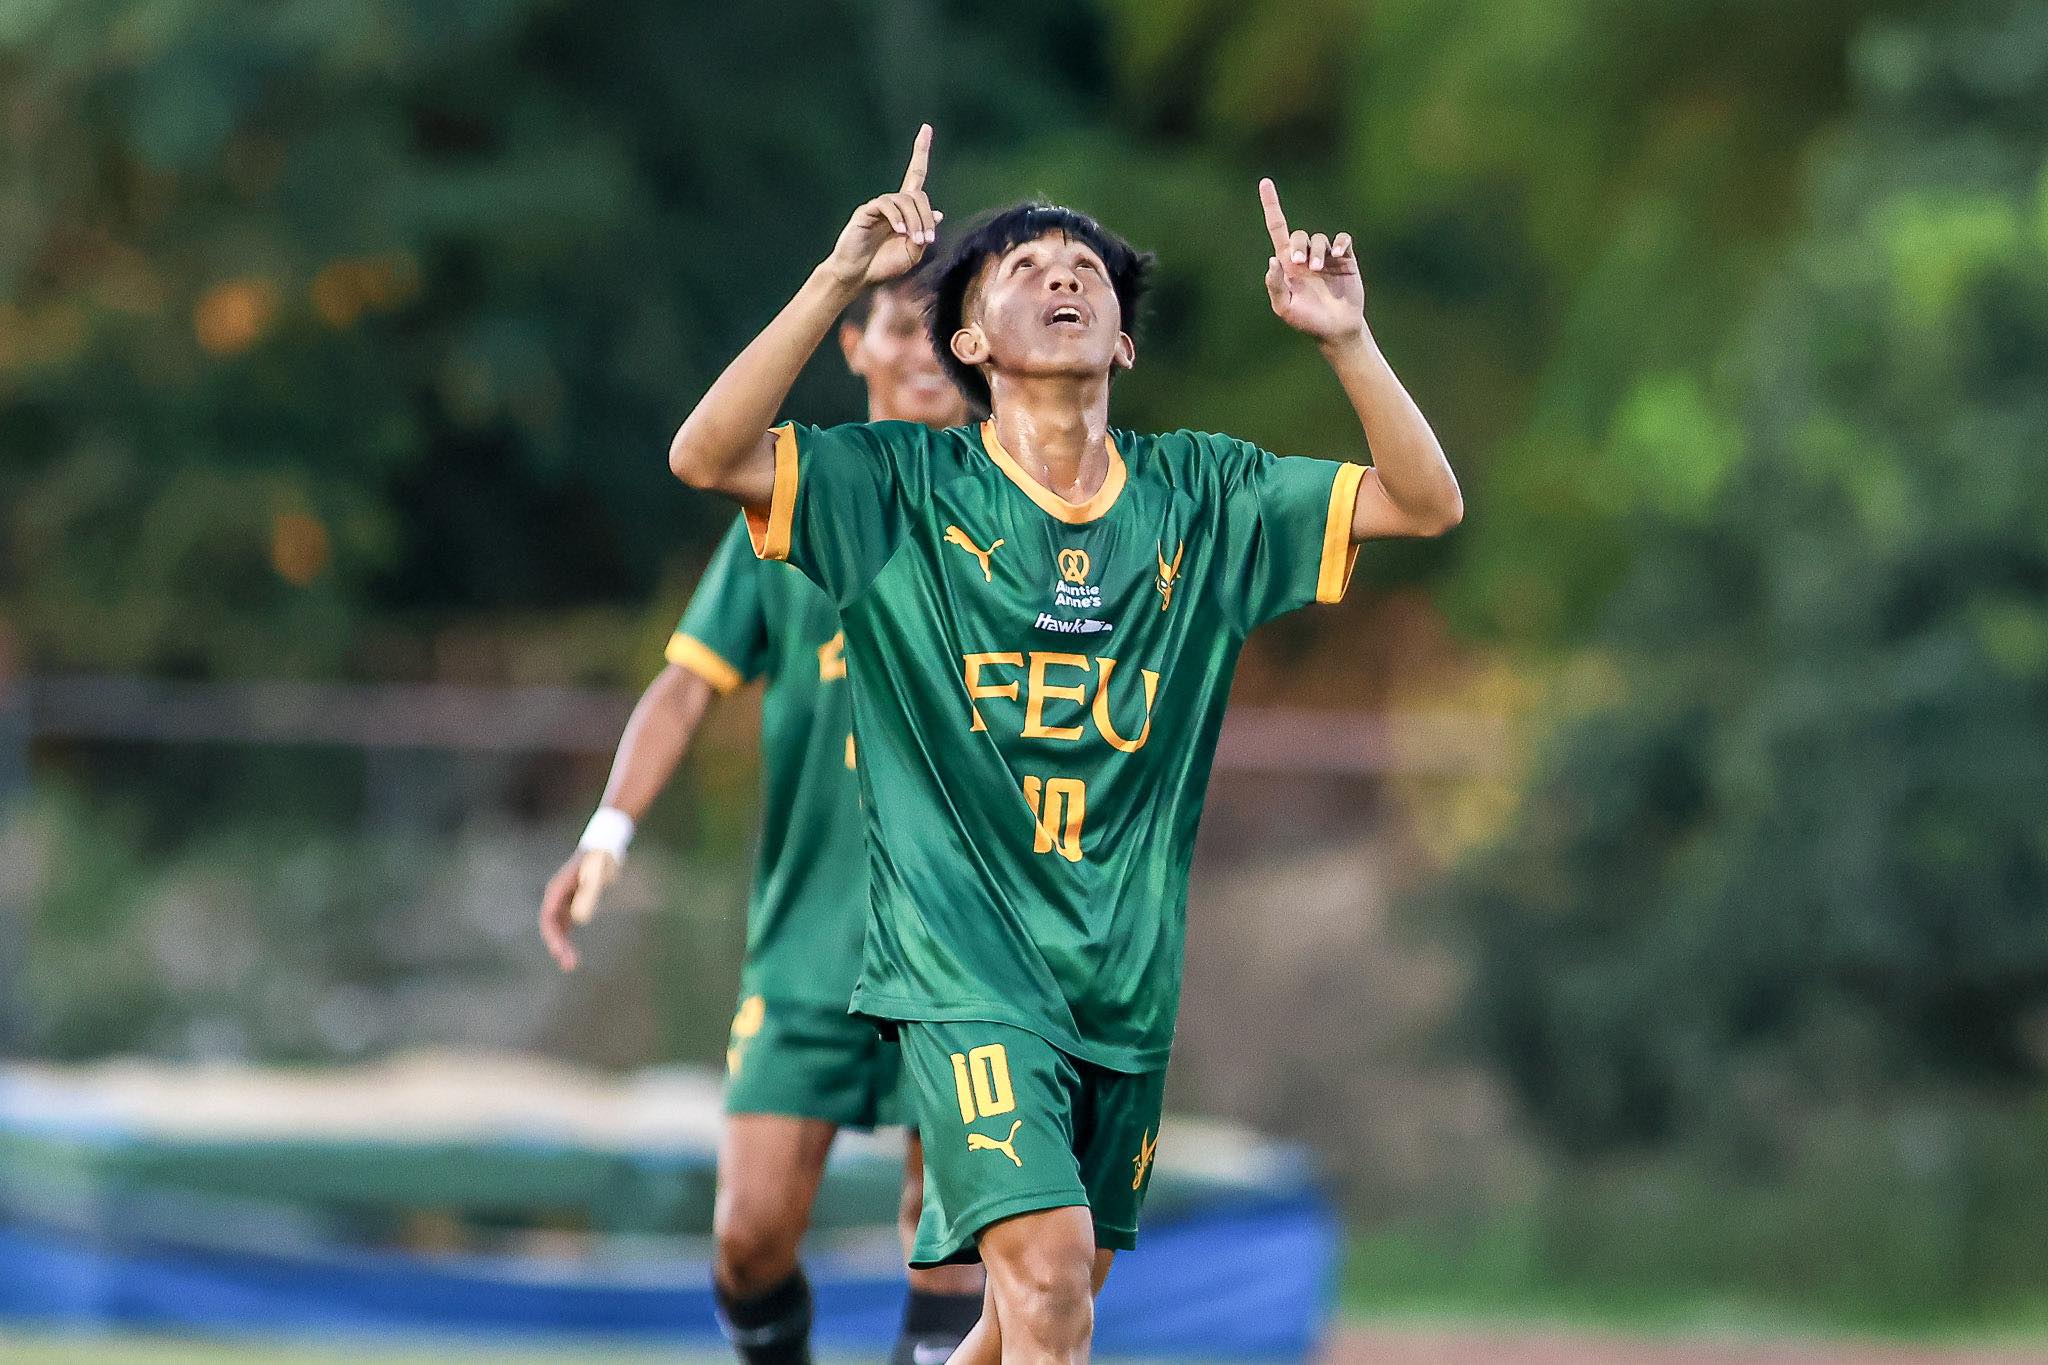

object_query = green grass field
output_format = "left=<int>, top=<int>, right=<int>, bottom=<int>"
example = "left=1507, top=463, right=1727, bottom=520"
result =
left=1339, top=1225, right=2048, bottom=1348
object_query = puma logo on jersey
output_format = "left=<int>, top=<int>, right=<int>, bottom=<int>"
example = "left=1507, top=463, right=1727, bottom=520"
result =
left=944, top=526, right=1004, bottom=582
left=1132, top=1127, right=1159, bottom=1190
left=1156, top=541, right=1185, bottom=612
left=968, top=1118, right=1024, bottom=1167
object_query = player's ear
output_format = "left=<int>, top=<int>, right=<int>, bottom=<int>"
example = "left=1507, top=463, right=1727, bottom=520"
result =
left=950, top=325, right=989, bottom=368
left=838, top=321, right=869, bottom=376
left=1113, top=330, right=1136, bottom=372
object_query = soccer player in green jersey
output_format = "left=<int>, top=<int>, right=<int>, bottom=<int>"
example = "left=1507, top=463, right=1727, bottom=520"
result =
left=668, top=125, right=1462, bottom=1363
left=539, top=277, right=984, bottom=1365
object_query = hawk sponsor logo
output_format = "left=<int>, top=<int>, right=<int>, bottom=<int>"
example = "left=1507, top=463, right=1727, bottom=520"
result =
left=1036, top=613, right=1113, bottom=635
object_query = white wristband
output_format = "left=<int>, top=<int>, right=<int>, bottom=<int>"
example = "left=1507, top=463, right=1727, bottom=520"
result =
left=578, top=807, right=635, bottom=862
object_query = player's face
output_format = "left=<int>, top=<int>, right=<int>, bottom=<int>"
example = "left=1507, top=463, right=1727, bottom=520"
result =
left=842, top=287, right=967, bottom=429
left=964, top=232, right=1133, bottom=386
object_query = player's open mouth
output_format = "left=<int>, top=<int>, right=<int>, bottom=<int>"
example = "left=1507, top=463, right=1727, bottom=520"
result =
left=1043, top=303, right=1089, bottom=329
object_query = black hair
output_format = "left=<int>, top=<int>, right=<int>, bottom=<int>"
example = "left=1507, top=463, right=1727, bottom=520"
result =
left=840, top=274, right=926, bottom=330
left=923, top=202, right=1154, bottom=412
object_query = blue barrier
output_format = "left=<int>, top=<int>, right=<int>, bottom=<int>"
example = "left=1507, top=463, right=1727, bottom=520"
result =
left=0, top=1193, right=1335, bottom=1358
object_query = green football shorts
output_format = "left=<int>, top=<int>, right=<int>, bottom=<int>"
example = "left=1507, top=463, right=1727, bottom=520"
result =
left=896, top=1019, right=1167, bottom=1266
left=723, top=993, right=904, bottom=1130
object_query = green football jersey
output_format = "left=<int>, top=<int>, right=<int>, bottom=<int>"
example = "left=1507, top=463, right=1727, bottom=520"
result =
left=750, top=418, right=1365, bottom=1071
left=669, top=515, right=865, bottom=1009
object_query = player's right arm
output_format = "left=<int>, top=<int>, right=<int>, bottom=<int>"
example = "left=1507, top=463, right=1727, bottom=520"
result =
left=541, top=519, right=771, bottom=972
left=539, top=662, right=717, bottom=973
left=666, top=125, right=939, bottom=511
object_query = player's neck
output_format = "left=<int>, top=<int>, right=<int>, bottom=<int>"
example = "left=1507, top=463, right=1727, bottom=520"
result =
left=987, top=376, right=1111, bottom=504
left=865, top=394, right=959, bottom=427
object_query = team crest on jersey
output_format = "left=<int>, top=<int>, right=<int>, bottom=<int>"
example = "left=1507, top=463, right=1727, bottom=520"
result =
left=1155, top=541, right=1185, bottom=612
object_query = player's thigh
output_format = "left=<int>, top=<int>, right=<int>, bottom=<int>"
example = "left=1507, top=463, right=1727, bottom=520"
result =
left=726, top=994, right=896, bottom=1129
left=1074, top=1064, right=1168, bottom=1254
left=902, top=1130, right=988, bottom=1295
left=715, top=1110, right=837, bottom=1246
left=896, top=1021, right=1087, bottom=1267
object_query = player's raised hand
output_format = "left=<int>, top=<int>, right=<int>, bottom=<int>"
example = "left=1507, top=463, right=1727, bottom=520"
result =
left=826, top=124, right=943, bottom=288
left=540, top=848, right=617, bottom=972
left=1259, top=178, right=1364, bottom=343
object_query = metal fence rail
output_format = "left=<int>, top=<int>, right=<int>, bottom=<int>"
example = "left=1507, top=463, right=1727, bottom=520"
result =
left=2, top=675, right=1504, bottom=775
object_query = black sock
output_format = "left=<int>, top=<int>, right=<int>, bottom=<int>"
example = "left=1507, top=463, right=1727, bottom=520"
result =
left=887, top=1288, right=984, bottom=1365
left=716, top=1269, right=813, bottom=1365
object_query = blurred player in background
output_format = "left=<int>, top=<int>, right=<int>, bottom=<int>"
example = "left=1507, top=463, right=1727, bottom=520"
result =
left=540, top=277, right=982, bottom=1365
left=667, top=125, right=1462, bottom=1362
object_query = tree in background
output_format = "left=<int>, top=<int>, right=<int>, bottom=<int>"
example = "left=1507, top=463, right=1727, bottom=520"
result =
left=0, top=0, right=1104, bottom=678
left=997, top=0, right=1941, bottom=642
left=0, top=0, right=1107, bottom=1058
left=1, top=0, right=1948, bottom=681
left=1443, top=0, right=2048, bottom=1220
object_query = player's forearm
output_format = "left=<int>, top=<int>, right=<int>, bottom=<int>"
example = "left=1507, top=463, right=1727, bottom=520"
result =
left=597, top=664, right=717, bottom=820
left=1323, top=329, right=1463, bottom=537
left=668, top=263, right=867, bottom=503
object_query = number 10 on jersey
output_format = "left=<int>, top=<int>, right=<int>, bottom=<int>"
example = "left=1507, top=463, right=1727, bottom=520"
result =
left=1022, top=775, right=1086, bottom=862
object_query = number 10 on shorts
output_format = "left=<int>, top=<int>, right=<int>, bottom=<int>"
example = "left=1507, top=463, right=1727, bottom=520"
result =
left=950, top=1044, right=1016, bottom=1123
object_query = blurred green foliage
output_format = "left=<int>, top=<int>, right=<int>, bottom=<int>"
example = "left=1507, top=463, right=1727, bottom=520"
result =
left=0, top=0, right=1937, bottom=677
left=3, top=773, right=754, bottom=1068
left=0, top=0, right=1108, bottom=676
left=1429, top=0, right=2048, bottom=1308
left=1446, top=0, right=2048, bottom=1154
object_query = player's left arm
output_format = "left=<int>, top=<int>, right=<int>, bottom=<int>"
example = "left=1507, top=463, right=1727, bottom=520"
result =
left=1259, top=178, right=1463, bottom=543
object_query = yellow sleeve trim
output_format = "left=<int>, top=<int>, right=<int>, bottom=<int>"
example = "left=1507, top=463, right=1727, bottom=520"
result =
left=1316, top=463, right=1368, bottom=604
left=665, top=633, right=744, bottom=694
left=744, top=423, right=800, bottom=562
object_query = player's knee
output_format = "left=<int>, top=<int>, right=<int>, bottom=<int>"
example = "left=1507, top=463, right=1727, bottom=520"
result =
left=1007, top=1271, right=1092, bottom=1351
left=992, top=1246, right=1093, bottom=1350
left=714, top=1203, right=803, bottom=1295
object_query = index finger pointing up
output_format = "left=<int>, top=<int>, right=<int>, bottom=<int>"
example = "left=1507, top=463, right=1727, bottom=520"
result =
left=1259, top=177, right=1291, bottom=256
left=901, top=123, right=933, bottom=194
